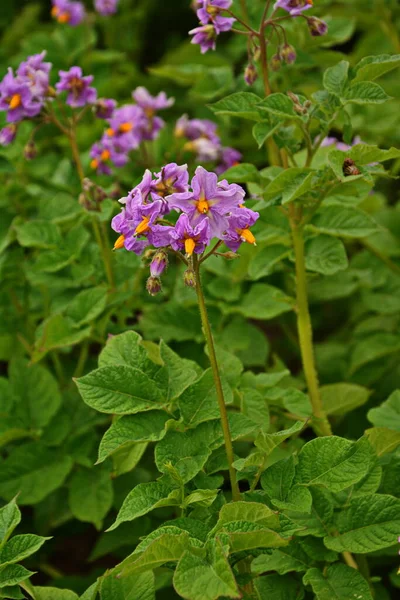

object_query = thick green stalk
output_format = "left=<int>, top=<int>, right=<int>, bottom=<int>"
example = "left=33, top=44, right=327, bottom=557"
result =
left=289, top=211, right=332, bottom=437
left=193, top=256, right=241, bottom=502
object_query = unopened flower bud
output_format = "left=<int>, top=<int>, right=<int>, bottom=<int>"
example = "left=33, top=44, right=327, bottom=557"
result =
left=24, top=140, right=37, bottom=161
left=281, top=44, right=296, bottom=65
left=218, top=251, right=240, bottom=260
left=150, top=250, right=168, bottom=277
left=304, top=100, right=312, bottom=109
left=293, top=104, right=308, bottom=115
left=287, top=91, right=300, bottom=104
left=270, top=53, right=282, bottom=72
left=183, top=268, right=196, bottom=288
left=146, top=276, right=162, bottom=296
left=82, top=177, right=93, bottom=193
left=244, top=64, right=258, bottom=86
left=253, top=47, right=261, bottom=62
left=0, top=124, right=17, bottom=146
left=142, top=248, right=156, bottom=262
left=307, top=16, right=328, bottom=37
left=94, top=98, right=116, bottom=120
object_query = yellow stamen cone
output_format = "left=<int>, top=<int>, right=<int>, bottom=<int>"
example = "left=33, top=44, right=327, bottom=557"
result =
left=197, top=199, right=209, bottom=214
left=9, top=94, right=22, bottom=110
left=239, top=228, right=256, bottom=245
left=135, top=216, right=150, bottom=236
left=113, top=235, right=125, bottom=250
left=185, top=238, right=196, bottom=256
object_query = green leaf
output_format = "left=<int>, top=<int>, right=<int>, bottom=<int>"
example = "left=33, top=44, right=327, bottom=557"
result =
left=209, top=92, right=262, bottom=121
left=0, top=534, right=49, bottom=566
left=320, top=383, right=371, bottom=416
left=303, top=563, right=372, bottom=600
left=217, top=522, right=289, bottom=552
left=310, top=206, right=380, bottom=238
left=98, top=331, right=149, bottom=369
left=173, top=539, right=240, bottom=600
left=68, top=466, right=113, bottom=530
left=248, top=245, right=289, bottom=280
left=79, top=582, right=99, bottom=600
left=65, top=287, right=108, bottom=328
left=97, top=411, right=169, bottom=464
left=255, top=421, right=305, bottom=455
left=0, top=564, right=34, bottom=587
left=305, top=235, right=348, bottom=276
left=255, top=573, right=304, bottom=600
left=344, top=81, right=390, bottom=104
left=0, top=500, right=21, bottom=545
left=111, top=442, right=148, bottom=477
left=183, top=489, right=218, bottom=508
left=328, top=145, right=400, bottom=181
left=120, top=532, right=190, bottom=576
left=288, top=488, right=334, bottom=538
left=9, top=359, right=61, bottom=429
left=365, top=427, right=400, bottom=457
left=100, top=571, right=154, bottom=600
left=296, top=436, right=373, bottom=492
left=32, top=315, right=91, bottom=363
left=263, top=168, right=314, bottom=204
left=253, top=121, right=281, bottom=148
left=350, top=334, right=400, bottom=374
left=14, top=220, right=61, bottom=249
left=235, top=283, right=294, bottom=320
left=324, top=493, right=400, bottom=553
left=261, top=456, right=312, bottom=513
left=368, top=390, right=400, bottom=431
left=241, top=388, right=270, bottom=430
left=281, top=389, right=312, bottom=418
left=179, top=369, right=233, bottom=427
left=252, top=542, right=312, bottom=575
left=206, top=346, right=243, bottom=388
left=108, top=482, right=180, bottom=531
left=258, top=93, right=302, bottom=121
left=353, top=54, right=400, bottom=83
left=223, top=163, right=260, bottom=184
left=0, top=442, right=73, bottom=504
left=32, top=588, right=79, bottom=600
left=0, top=585, right=25, bottom=599
left=213, top=502, right=279, bottom=532
left=323, top=61, right=349, bottom=95
left=158, top=341, right=198, bottom=401
left=75, top=365, right=165, bottom=415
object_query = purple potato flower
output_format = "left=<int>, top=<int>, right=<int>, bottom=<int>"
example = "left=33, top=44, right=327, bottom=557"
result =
left=320, top=135, right=362, bottom=152
left=51, top=0, right=85, bottom=26
left=17, top=51, right=51, bottom=98
left=90, top=140, right=128, bottom=175
left=105, top=104, right=146, bottom=150
left=0, top=68, right=42, bottom=122
left=94, top=98, right=116, bottom=119
left=175, top=115, right=220, bottom=144
left=197, top=1, right=235, bottom=31
left=168, top=166, right=245, bottom=237
left=94, top=0, right=119, bottom=16
left=56, top=66, right=97, bottom=107
left=274, top=0, right=313, bottom=16
left=0, top=124, right=17, bottom=146
left=170, top=213, right=211, bottom=256
left=215, top=146, right=242, bottom=175
left=189, top=24, right=218, bottom=53
left=223, top=206, right=259, bottom=252
left=132, top=87, right=174, bottom=115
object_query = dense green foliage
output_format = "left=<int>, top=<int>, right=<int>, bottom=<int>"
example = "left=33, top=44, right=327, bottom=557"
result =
left=0, top=1, right=400, bottom=599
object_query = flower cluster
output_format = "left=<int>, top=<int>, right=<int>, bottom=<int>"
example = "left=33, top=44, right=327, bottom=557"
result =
left=112, top=164, right=259, bottom=293
left=175, top=115, right=241, bottom=175
left=321, top=135, right=362, bottom=152
left=275, top=1, right=328, bottom=36
left=51, top=0, right=120, bottom=24
left=90, top=88, right=174, bottom=175
left=189, top=0, right=235, bottom=53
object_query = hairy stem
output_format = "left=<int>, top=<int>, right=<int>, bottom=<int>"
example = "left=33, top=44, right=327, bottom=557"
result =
left=193, top=255, right=241, bottom=502
left=289, top=208, right=332, bottom=437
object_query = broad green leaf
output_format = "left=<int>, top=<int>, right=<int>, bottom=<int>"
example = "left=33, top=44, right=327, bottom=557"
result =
left=206, top=346, right=243, bottom=388
left=281, top=389, right=312, bottom=418
left=100, top=571, right=154, bottom=600
left=183, top=489, right=218, bottom=508
left=79, top=582, right=99, bottom=600
left=0, top=500, right=21, bottom=544
left=209, top=92, right=262, bottom=121
left=350, top=334, right=400, bottom=374
left=0, top=585, right=25, bottom=599
left=14, top=220, right=61, bottom=249
left=353, top=54, right=400, bottom=83
left=255, top=421, right=305, bottom=455
left=296, top=437, right=373, bottom=492
left=365, top=428, right=400, bottom=457
left=368, top=390, right=400, bottom=431
left=111, top=442, right=148, bottom=477
left=344, top=81, right=390, bottom=104
left=120, top=532, right=190, bottom=576
left=258, top=93, right=302, bottom=121
left=32, top=315, right=91, bottom=363
left=252, top=542, right=312, bottom=575
left=253, top=121, right=281, bottom=148
left=223, top=163, right=260, bottom=184
left=303, top=564, right=372, bottom=600
left=159, top=341, right=198, bottom=400
left=320, top=383, right=371, bottom=416
left=324, top=493, right=400, bottom=553
left=75, top=365, right=165, bottom=415
left=328, top=144, right=400, bottom=180
left=263, top=168, right=314, bottom=204
left=0, top=442, right=73, bottom=504
left=10, top=359, right=61, bottom=429
left=33, top=588, right=79, bottom=600
left=310, top=206, right=380, bottom=238
left=0, top=534, right=49, bottom=566
left=248, top=245, right=289, bottom=280
left=108, top=482, right=180, bottom=531
left=255, top=573, right=304, bottom=600
left=97, top=411, right=169, bottom=464
left=65, top=287, right=108, bottom=328
left=213, top=502, right=279, bottom=532
left=235, top=284, right=294, bottom=320
left=98, top=331, right=149, bottom=369
left=261, top=457, right=295, bottom=503
left=241, top=388, right=270, bottom=430
left=179, top=369, right=233, bottom=427
left=68, top=466, right=113, bottom=530
left=323, top=61, right=349, bottom=95
left=173, top=539, right=240, bottom=600
left=217, top=521, right=289, bottom=552
left=288, top=488, right=335, bottom=538
left=0, top=564, right=34, bottom=587
left=305, top=235, right=348, bottom=275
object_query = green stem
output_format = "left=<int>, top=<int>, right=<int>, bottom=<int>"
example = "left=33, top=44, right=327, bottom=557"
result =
left=289, top=208, right=332, bottom=437
left=91, top=216, right=115, bottom=290
left=74, top=340, right=89, bottom=378
left=193, top=255, right=241, bottom=502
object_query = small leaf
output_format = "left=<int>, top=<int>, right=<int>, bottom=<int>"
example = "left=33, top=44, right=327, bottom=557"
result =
left=255, top=421, right=305, bottom=455
left=368, top=390, right=400, bottom=431
left=14, top=220, right=61, bottom=249
left=252, top=542, right=312, bottom=575
left=344, top=81, right=390, bottom=104
left=68, top=466, right=113, bottom=530
left=253, top=121, right=280, bottom=148
left=323, top=61, right=349, bottom=95
left=305, top=235, right=348, bottom=276
left=209, top=91, right=262, bottom=121
left=310, top=206, right=380, bottom=238
left=0, top=534, right=49, bottom=566
left=0, top=564, right=34, bottom=587
left=179, top=369, right=233, bottom=427
left=263, top=168, right=314, bottom=204
left=353, top=54, right=400, bottom=83
left=320, top=383, right=371, bottom=416
left=303, top=563, right=372, bottom=600
left=365, top=427, right=400, bottom=457
left=119, top=532, right=190, bottom=576
left=0, top=499, right=21, bottom=544
left=235, top=283, right=294, bottom=320
left=258, top=93, right=302, bottom=121
left=223, top=163, right=260, bottom=184
left=248, top=245, right=289, bottom=280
